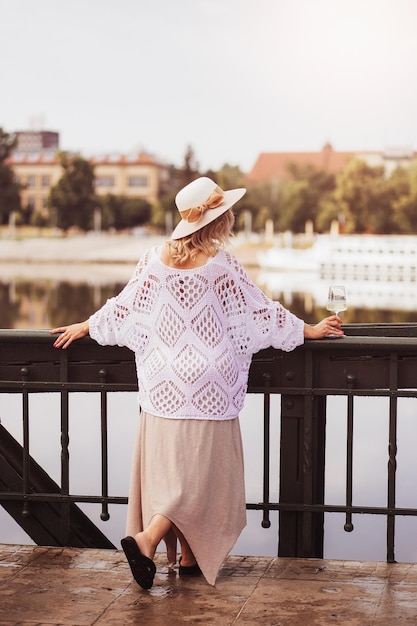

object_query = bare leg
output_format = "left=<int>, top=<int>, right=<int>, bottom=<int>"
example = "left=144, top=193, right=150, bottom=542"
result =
left=134, top=514, right=172, bottom=560
left=163, top=526, right=177, bottom=568
left=174, top=525, right=197, bottom=566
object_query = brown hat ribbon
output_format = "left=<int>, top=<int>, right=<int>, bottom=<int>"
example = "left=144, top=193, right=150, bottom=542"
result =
left=179, top=186, right=224, bottom=223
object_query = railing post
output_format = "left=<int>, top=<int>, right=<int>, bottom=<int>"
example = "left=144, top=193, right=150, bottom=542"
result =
left=59, top=349, right=71, bottom=545
left=99, top=368, right=110, bottom=522
left=20, top=367, right=31, bottom=519
left=278, top=348, right=326, bottom=557
left=387, top=352, right=398, bottom=563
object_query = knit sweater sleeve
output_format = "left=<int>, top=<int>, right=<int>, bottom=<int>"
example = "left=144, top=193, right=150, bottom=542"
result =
left=88, top=251, right=149, bottom=348
left=225, top=253, right=304, bottom=353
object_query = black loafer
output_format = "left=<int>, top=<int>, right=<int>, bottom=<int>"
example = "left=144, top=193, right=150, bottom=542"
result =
left=179, top=556, right=202, bottom=576
left=121, top=536, right=156, bottom=589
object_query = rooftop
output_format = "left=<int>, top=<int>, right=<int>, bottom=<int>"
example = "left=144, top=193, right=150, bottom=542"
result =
left=245, top=143, right=417, bottom=183
left=246, top=144, right=354, bottom=183
left=1, top=544, right=417, bottom=625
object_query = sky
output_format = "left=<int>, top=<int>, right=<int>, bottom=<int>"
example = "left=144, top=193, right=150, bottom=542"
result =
left=2, top=0, right=417, bottom=172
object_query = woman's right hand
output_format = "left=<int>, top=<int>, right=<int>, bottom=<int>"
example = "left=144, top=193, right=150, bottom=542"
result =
left=304, top=315, right=344, bottom=339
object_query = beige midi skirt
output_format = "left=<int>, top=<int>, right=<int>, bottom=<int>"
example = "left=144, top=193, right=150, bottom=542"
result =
left=125, top=411, right=247, bottom=586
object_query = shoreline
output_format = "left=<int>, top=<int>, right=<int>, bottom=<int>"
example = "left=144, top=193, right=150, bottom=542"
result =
left=0, top=233, right=266, bottom=282
left=0, top=233, right=266, bottom=264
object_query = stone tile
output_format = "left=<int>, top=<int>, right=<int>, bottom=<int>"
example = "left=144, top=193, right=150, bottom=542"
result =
left=0, top=544, right=43, bottom=568
left=266, top=557, right=417, bottom=586
left=237, top=577, right=385, bottom=625
left=94, top=572, right=259, bottom=626
left=27, top=546, right=126, bottom=572
left=374, top=582, right=417, bottom=625
left=0, top=564, right=129, bottom=626
left=218, top=554, right=272, bottom=578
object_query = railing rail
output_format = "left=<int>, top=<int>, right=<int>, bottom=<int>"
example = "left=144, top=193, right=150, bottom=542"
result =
left=1, top=324, right=417, bottom=559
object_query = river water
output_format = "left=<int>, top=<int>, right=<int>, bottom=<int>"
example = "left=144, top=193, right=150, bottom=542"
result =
left=2, top=260, right=417, bottom=563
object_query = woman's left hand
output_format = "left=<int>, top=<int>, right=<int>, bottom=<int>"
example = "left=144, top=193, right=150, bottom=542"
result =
left=50, top=320, right=89, bottom=349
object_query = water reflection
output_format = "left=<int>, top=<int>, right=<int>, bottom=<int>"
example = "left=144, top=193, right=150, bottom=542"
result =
left=2, top=268, right=417, bottom=330
left=257, top=270, right=417, bottom=324
left=1, top=278, right=125, bottom=329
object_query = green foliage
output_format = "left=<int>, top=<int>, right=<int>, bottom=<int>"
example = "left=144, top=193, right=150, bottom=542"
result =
left=278, top=179, right=311, bottom=232
left=215, top=164, right=255, bottom=232
left=256, top=156, right=417, bottom=235
left=156, top=152, right=417, bottom=236
left=120, top=198, right=152, bottom=229
left=0, top=127, right=16, bottom=163
left=216, top=164, right=246, bottom=191
left=179, top=144, right=199, bottom=186
left=48, top=153, right=97, bottom=231
left=275, top=163, right=336, bottom=233
left=240, top=181, right=280, bottom=232
left=150, top=145, right=201, bottom=233
left=332, top=159, right=386, bottom=233
left=97, top=193, right=119, bottom=230
left=0, top=163, right=21, bottom=225
left=98, top=194, right=151, bottom=230
left=330, top=158, right=417, bottom=234
left=391, top=163, right=417, bottom=233
left=0, top=128, right=21, bottom=224
left=152, top=191, right=176, bottom=232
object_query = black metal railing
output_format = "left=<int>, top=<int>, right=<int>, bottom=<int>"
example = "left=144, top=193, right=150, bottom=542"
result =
left=1, top=324, right=417, bottom=560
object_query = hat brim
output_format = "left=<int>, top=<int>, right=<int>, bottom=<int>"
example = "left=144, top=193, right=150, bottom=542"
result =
left=171, top=188, right=246, bottom=240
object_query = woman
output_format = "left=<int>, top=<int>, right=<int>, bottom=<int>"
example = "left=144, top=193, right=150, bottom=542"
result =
left=50, top=176, right=343, bottom=589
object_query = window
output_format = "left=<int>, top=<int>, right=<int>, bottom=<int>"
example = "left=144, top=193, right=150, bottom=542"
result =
left=41, top=176, right=50, bottom=187
left=128, top=176, right=148, bottom=187
left=27, top=176, right=36, bottom=188
left=95, top=176, right=115, bottom=187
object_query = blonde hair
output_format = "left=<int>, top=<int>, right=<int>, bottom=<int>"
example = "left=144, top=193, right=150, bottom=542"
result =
left=167, top=210, right=235, bottom=266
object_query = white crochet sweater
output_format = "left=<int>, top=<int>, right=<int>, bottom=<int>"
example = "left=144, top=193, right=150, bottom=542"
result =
left=89, top=246, right=304, bottom=420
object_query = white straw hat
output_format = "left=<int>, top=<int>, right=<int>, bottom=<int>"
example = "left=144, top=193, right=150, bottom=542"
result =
left=171, top=176, right=246, bottom=240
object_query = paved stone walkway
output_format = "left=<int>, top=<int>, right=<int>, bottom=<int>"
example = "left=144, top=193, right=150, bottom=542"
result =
left=1, top=544, right=417, bottom=625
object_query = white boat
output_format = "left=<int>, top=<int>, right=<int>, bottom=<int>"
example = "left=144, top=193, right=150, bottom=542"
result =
left=259, top=235, right=417, bottom=282
left=257, top=270, right=417, bottom=312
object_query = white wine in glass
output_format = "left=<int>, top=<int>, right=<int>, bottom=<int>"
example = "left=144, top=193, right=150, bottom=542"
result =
left=327, top=285, right=347, bottom=316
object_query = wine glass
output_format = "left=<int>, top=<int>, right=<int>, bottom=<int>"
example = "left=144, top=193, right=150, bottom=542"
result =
left=327, top=285, right=347, bottom=317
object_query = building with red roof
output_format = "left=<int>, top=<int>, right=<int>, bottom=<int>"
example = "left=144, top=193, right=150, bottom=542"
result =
left=246, top=143, right=416, bottom=183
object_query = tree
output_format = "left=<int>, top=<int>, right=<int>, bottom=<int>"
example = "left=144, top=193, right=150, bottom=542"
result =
left=278, top=179, right=311, bottom=232
left=243, top=179, right=282, bottom=233
left=214, top=164, right=258, bottom=232
left=278, top=163, right=336, bottom=233
left=116, top=197, right=151, bottom=230
left=330, top=159, right=387, bottom=233
left=179, top=144, right=199, bottom=187
left=98, top=194, right=152, bottom=231
left=0, top=128, right=21, bottom=225
left=151, top=146, right=201, bottom=234
left=0, top=128, right=17, bottom=162
left=48, top=153, right=97, bottom=231
left=151, top=192, right=176, bottom=232
left=215, top=164, right=246, bottom=191
left=391, top=163, right=417, bottom=233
